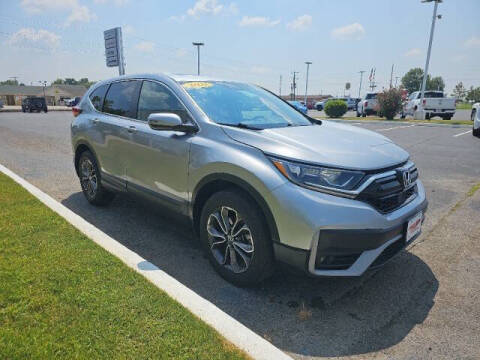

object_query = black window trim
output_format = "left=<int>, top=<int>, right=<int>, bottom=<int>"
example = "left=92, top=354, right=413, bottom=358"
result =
left=87, top=78, right=198, bottom=129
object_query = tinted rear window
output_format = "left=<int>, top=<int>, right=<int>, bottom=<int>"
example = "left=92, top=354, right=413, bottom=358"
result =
left=89, top=84, right=109, bottom=111
left=103, top=80, right=141, bottom=118
left=423, top=91, right=444, bottom=98
left=365, top=93, right=377, bottom=99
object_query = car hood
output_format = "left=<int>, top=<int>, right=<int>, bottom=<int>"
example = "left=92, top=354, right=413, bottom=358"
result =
left=222, top=120, right=409, bottom=170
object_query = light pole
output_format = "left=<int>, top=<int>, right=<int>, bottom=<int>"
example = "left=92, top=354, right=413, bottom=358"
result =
left=419, top=0, right=442, bottom=115
left=304, top=61, right=312, bottom=106
left=38, top=80, right=47, bottom=98
left=358, top=70, right=365, bottom=98
left=192, top=42, right=204, bottom=75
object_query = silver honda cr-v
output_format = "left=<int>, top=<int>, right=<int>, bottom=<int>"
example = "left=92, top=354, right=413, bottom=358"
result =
left=71, top=73, right=428, bottom=286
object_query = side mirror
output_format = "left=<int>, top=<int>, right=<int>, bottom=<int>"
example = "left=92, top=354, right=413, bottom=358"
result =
left=147, top=113, right=197, bottom=133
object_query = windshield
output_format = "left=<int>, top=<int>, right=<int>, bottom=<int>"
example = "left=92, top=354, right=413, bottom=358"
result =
left=181, top=81, right=312, bottom=129
left=365, top=93, right=377, bottom=99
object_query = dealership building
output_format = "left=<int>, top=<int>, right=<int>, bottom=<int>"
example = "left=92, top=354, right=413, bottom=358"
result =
left=0, top=84, right=87, bottom=106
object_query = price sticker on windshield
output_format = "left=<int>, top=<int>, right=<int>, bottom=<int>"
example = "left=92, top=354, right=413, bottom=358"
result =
left=182, top=82, right=213, bottom=89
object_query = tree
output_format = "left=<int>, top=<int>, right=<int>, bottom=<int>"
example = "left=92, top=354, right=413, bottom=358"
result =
left=401, top=68, right=424, bottom=94
left=377, top=88, right=403, bottom=120
left=52, top=78, right=65, bottom=85
left=466, top=86, right=480, bottom=103
left=428, top=76, right=445, bottom=91
left=401, top=67, right=445, bottom=93
left=50, top=77, right=95, bottom=88
left=452, top=82, right=467, bottom=101
left=0, top=79, right=19, bottom=86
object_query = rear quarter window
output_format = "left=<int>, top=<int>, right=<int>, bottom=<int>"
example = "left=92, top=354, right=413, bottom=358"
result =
left=89, top=84, right=109, bottom=111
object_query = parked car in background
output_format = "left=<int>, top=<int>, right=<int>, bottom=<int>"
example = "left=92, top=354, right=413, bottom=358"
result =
left=401, top=91, right=456, bottom=120
left=0, top=99, right=3, bottom=108
left=314, top=99, right=327, bottom=111
left=472, top=103, right=480, bottom=137
left=66, top=97, right=81, bottom=107
left=287, top=100, right=308, bottom=114
left=71, top=73, right=427, bottom=286
left=357, top=93, right=379, bottom=117
left=21, top=97, right=48, bottom=113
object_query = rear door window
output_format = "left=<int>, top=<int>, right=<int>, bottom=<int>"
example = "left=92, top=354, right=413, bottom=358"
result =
left=89, top=84, right=109, bottom=111
left=137, top=80, right=190, bottom=122
left=103, top=80, right=142, bottom=118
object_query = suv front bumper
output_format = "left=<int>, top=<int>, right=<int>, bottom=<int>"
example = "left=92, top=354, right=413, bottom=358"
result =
left=268, top=179, right=428, bottom=276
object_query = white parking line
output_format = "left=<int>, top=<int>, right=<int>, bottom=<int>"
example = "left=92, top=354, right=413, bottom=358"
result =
left=453, top=130, right=471, bottom=137
left=378, top=124, right=416, bottom=132
left=0, top=164, right=293, bottom=360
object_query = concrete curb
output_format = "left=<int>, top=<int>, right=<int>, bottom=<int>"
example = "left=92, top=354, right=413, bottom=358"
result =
left=0, top=163, right=293, bottom=360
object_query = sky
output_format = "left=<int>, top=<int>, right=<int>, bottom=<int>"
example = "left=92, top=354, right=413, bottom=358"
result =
left=0, top=0, right=479, bottom=97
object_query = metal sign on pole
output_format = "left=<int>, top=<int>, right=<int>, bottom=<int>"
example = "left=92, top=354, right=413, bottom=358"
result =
left=104, top=27, right=125, bottom=75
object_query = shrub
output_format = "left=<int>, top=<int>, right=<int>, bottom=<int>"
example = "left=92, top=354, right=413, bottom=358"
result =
left=377, top=88, right=403, bottom=120
left=324, top=99, right=347, bottom=118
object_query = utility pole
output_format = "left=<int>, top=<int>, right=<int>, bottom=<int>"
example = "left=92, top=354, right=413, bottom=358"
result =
left=192, top=42, right=204, bottom=75
left=419, top=0, right=441, bottom=115
left=304, top=62, right=312, bottom=105
left=292, top=71, right=299, bottom=100
left=358, top=70, right=365, bottom=98
left=389, top=64, right=394, bottom=88
left=395, top=76, right=399, bottom=88
left=279, top=75, right=282, bottom=96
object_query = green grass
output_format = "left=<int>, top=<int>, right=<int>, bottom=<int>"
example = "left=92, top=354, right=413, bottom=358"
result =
left=456, top=102, right=472, bottom=110
left=0, top=174, right=247, bottom=360
left=315, top=116, right=472, bottom=126
left=467, top=183, right=480, bottom=197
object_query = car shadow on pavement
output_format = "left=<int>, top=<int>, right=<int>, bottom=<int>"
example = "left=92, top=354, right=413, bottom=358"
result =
left=61, top=191, right=438, bottom=358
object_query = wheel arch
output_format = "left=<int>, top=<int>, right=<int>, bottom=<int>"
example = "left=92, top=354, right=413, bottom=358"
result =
left=190, top=173, right=280, bottom=245
left=73, top=141, right=98, bottom=176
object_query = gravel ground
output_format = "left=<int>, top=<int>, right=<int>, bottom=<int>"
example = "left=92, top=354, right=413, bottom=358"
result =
left=0, top=112, right=479, bottom=359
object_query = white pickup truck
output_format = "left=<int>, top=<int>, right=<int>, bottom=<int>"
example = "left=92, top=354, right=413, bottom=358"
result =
left=401, top=91, right=456, bottom=120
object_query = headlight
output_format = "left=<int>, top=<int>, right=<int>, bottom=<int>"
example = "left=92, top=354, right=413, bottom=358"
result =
left=269, top=157, right=365, bottom=194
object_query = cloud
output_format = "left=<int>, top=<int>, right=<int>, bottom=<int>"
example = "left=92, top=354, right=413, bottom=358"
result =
left=239, top=16, right=280, bottom=27
left=286, top=15, right=312, bottom=31
left=250, top=66, right=271, bottom=74
left=464, top=36, right=480, bottom=48
left=94, top=0, right=129, bottom=5
left=20, top=0, right=96, bottom=26
left=331, top=23, right=365, bottom=40
left=175, top=48, right=189, bottom=58
left=135, top=41, right=155, bottom=52
left=123, top=24, right=134, bottom=34
left=171, top=0, right=237, bottom=21
left=65, top=4, right=97, bottom=26
left=8, top=27, right=61, bottom=48
left=404, top=48, right=422, bottom=57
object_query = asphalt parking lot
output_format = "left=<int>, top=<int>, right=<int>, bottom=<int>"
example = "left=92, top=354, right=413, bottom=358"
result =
left=0, top=112, right=479, bottom=359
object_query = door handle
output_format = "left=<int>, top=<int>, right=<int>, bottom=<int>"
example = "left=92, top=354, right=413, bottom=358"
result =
left=91, top=118, right=100, bottom=124
left=127, top=125, right=137, bottom=133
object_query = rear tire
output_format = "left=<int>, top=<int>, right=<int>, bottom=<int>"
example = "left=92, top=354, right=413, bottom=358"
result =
left=473, top=125, right=480, bottom=137
left=77, top=151, right=115, bottom=206
left=362, top=112, right=366, bottom=117
left=442, top=115, right=451, bottom=120
left=199, top=190, right=275, bottom=287
left=356, top=110, right=360, bottom=117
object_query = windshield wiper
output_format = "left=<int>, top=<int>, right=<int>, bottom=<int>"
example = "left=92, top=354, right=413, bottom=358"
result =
left=218, top=122, right=264, bottom=130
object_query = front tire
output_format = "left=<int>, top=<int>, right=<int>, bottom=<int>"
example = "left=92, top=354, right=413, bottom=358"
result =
left=77, top=151, right=115, bottom=206
left=471, top=109, right=476, bottom=122
left=199, top=190, right=274, bottom=286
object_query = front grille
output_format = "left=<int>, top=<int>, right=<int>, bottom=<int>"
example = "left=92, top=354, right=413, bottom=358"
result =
left=358, top=166, right=418, bottom=214
left=369, top=237, right=405, bottom=268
